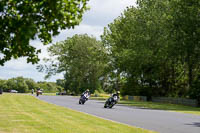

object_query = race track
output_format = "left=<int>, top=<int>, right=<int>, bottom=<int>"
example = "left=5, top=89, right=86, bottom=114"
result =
left=38, top=95, right=200, bottom=133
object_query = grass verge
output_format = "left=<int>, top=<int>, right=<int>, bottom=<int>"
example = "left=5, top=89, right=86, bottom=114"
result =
left=119, top=100, right=200, bottom=115
left=90, top=93, right=110, bottom=100
left=42, top=93, right=56, bottom=96
left=89, top=93, right=200, bottom=116
left=0, top=94, right=156, bottom=133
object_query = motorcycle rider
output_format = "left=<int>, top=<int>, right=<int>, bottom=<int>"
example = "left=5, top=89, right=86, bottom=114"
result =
left=111, top=91, right=120, bottom=103
left=81, top=89, right=90, bottom=100
left=104, top=91, right=120, bottom=108
left=36, top=87, right=40, bottom=97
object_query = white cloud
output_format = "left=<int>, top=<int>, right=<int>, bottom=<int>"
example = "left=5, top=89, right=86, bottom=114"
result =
left=82, top=0, right=136, bottom=26
left=0, top=0, right=136, bottom=82
left=52, top=24, right=103, bottom=42
left=0, top=58, right=63, bottom=82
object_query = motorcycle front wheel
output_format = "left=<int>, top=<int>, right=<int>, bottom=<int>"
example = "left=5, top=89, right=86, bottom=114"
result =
left=104, top=101, right=109, bottom=108
left=109, top=104, right=114, bottom=108
left=79, top=99, right=82, bottom=104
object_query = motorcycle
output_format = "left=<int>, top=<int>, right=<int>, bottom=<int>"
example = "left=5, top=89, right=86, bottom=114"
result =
left=104, top=95, right=119, bottom=108
left=36, top=90, right=42, bottom=97
left=79, top=93, right=89, bottom=104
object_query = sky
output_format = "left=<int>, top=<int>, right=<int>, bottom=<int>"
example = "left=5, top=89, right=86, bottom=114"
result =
left=0, top=0, right=136, bottom=82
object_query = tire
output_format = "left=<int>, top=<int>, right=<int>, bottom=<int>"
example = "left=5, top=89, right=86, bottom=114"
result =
left=109, top=102, right=116, bottom=108
left=104, top=101, right=109, bottom=108
left=109, top=104, right=114, bottom=108
left=79, top=100, right=81, bottom=104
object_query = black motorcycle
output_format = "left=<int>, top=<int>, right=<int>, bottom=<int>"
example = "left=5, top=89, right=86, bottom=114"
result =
left=79, top=93, right=89, bottom=104
left=104, top=95, right=119, bottom=108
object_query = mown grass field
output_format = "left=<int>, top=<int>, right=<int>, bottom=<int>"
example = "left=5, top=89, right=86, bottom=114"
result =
left=0, top=94, right=157, bottom=133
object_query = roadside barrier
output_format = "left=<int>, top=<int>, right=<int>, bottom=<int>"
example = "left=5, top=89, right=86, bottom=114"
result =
left=122, top=95, right=198, bottom=107
left=152, top=97, right=198, bottom=107
left=123, top=95, right=147, bottom=101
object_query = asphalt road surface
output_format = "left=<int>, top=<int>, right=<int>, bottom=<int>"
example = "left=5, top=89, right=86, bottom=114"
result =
left=38, top=95, right=200, bottom=133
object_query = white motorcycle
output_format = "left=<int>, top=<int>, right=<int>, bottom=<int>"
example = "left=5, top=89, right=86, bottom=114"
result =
left=79, top=93, right=90, bottom=104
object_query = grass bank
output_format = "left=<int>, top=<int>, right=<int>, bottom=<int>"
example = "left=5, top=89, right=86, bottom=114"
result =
left=90, top=93, right=110, bottom=100
left=0, top=94, right=156, bottom=133
left=90, top=93, right=200, bottom=115
left=42, top=93, right=56, bottom=96
left=119, top=100, right=200, bottom=115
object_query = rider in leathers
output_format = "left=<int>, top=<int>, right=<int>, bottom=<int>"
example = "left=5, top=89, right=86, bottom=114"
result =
left=81, top=89, right=90, bottom=100
left=111, top=91, right=120, bottom=103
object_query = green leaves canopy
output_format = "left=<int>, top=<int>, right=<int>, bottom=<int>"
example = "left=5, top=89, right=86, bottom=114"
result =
left=101, top=0, right=200, bottom=99
left=0, top=0, right=89, bottom=65
left=40, top=34, right=108, bottom=94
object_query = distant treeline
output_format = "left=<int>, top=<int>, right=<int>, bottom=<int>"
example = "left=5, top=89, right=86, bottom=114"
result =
left=0, top=77, right=63, bottom=93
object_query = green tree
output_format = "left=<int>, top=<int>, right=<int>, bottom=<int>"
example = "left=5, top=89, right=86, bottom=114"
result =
left=6, top=78, right=17, bottom=92
left=169, top=0, right=200, bottom=95
left=56, top=79, right=65, bottom=88
left=0, top=0, right=89, bottom=65
left=6, top=77, right=28, bottom=93
left=0, top=79, right=7, bottom=91
left=37, top=81, right=62, bottom=93
left=56, top=79, right=65, bottom=92
left=39, top=34, right=108, bottom=94
left=102, top=2, right=171, bottom=97
left=102, top=0, right=200, bottom=101
left=25, top=78, right=37, bottom=91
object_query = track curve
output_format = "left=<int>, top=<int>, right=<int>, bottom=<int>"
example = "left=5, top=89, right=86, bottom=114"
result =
left=38, top=95, right=200, bottom=133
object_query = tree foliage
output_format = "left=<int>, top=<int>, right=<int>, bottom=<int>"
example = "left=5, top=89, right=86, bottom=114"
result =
left=101, top=0, right=200, bottom=100
left=39, top=34, right=108, bottom=94
left=0, top=77, right=63, bottom=93
left=0, top=0, right=89, bottom=65
left=37, top=81, right=60, bottom=93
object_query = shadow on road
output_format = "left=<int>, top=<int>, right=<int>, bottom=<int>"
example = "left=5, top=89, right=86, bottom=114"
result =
left=94, top=101, right=105, bottom=104
left=185, top=122, right=200, bottom=127
left=116, top=104, right=160, bottom=110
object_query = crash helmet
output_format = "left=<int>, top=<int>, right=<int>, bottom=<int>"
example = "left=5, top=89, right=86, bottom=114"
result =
left=116, top=91, right=120, bottom=94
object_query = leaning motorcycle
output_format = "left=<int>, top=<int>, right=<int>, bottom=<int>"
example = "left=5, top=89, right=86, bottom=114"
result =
left=79, top=93, right=89, bottom=104
left=104, top=95, right=118, bottom=108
